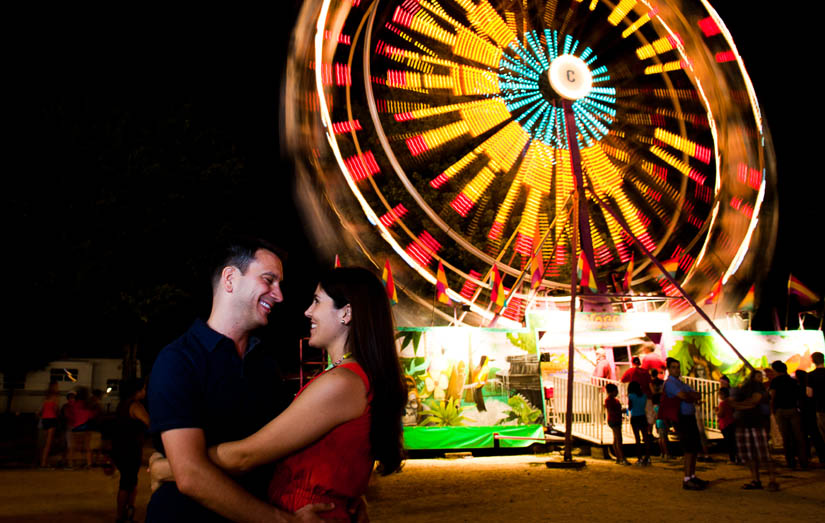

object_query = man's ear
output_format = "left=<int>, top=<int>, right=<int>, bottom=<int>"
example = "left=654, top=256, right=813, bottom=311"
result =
left=221, top=266, right=236, bottom=293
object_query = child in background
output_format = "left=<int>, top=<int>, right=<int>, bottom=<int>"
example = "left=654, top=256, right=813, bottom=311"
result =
left=717, top=387, right=737, bottom=463
left=605, top=383, right=630, bottom=465
left=628, top=381, right=652, bottom=465
left=650, top=369, right=670, bottom=460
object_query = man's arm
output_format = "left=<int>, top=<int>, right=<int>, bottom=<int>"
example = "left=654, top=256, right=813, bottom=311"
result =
left=666, top=379, right=700, bottom=403
left=674, top=390, right=700, bottom=402
left=162, top=428, right=328, bottom=523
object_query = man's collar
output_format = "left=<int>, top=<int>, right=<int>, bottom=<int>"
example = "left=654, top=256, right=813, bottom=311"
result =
left=191, top=318, right=261, bottom=355
left=192, top=318, right=225, bottom=352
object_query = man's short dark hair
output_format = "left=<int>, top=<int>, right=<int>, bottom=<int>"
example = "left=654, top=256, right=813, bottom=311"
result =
left=666, top=357, right=679, bottom=368
left=210, top=238, right=287, bottom=290
left=632, top=356, right=641, bottom=366
left=771, top=360, right=787, bottom=374
left=813, top=352, right=824, bottom=366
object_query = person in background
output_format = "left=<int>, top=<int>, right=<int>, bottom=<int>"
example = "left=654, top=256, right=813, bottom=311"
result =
left=113, top=377, right=150, bottom=523
left=621, top=356, right=652, bottom=392
left=622, top=355, right=654, bottom=444
left=796, top=369, right=825, bottom=466
left=663, top=358, right=708, bottom=490
left=605, top=383, right=629, bottom=465
left=60, top=391, right=77, bottom=468
left=592, top=348, right=614, bottom=381
left=807, top=352, right=825, bottom=443
left=769, top=360, right=808, bottom=469
left=731, top=370, right=779, bottom=491
left=627, top=381, right=651, bottom=465
left=69, top=387, right=95, bottom=469
left=89, top=389, right=105, bottom=466
left=719, top=375, right=731, bottom=392
left=38, top=380, right=60, bottom=467
left=650, top=369, right=670, bottom=460
left=717, top=387, right=737, bottom=463
left=640, top=342, right=667, bottom=377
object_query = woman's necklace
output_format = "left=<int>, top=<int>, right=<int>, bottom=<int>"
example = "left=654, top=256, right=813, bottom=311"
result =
left=330, top=352, right=352, bottom=368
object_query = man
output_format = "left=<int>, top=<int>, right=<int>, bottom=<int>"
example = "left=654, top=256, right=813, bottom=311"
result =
left=639, top=342, right=667, bottom=377
left=769, top=360, right=808, bottom=469
left=663, top=358, right=708, bottom=490
left=807, top=351, right=825, bottom=442
left=731, top=370, right=778, bottom=491
left=621, top=356, right=652, bottom=393
left=591, top=348, right=615, bottom=381
left=146, top=240, right=329, bottom=522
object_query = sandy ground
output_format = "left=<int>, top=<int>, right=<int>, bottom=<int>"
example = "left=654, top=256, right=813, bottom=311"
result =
left=1, top=452, right=823, bottom=522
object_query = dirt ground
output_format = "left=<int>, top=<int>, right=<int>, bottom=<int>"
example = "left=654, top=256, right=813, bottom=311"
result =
left=1, top=452, right=823, bottom=522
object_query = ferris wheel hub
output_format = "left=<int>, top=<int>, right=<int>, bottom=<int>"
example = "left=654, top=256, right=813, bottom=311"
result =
left=548, top=54, right=592, bottom=101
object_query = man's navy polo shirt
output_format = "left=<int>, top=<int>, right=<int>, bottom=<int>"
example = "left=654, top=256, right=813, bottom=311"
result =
left=146, top=319, right=289, bottom=521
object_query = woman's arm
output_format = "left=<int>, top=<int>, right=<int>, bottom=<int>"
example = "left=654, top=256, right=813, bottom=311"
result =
left=129, top=401, right=150, bottom=426
left=730, top=391, right=762, bottom=410
left=209, top=366, right=368, bottom=475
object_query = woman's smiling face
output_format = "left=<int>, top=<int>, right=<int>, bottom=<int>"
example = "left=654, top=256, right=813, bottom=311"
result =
left=305, top=284, right=349, bottom=350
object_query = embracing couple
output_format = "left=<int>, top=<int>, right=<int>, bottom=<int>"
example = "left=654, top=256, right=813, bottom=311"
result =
left=146, top=239, right=407, bottom=522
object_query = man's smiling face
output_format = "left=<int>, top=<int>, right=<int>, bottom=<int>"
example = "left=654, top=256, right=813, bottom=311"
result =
left=232, top=248, right=284, bottom=331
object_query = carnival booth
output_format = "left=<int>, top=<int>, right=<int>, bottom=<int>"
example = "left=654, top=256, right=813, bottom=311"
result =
left=399, top=326, right=545, bottom=450
left=399, top=310, right=825, bottom=449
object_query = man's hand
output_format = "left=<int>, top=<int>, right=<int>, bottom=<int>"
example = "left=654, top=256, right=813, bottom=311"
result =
left=148, top=452, right=174, bottom=493
left=293, top=503, right=335, bottom=522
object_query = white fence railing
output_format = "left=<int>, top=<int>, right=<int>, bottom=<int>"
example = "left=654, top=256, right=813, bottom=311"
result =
left=546, top=374, right=720, bottom=445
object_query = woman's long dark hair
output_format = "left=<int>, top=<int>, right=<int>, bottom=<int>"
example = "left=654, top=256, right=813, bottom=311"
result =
left=318, top=267, right=407, bottom=474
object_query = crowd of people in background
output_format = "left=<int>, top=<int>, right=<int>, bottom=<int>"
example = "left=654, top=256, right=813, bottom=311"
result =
left=602, top=345, right=825, bottom=491
left=36, top=378, right=151, bottom=522
left=37, top=382, right=106, bottom=469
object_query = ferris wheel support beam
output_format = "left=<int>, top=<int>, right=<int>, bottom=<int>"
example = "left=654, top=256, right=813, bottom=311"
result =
left=562, top=99, right=591, bottom=464
left=589, top=189, right=755, bottom=373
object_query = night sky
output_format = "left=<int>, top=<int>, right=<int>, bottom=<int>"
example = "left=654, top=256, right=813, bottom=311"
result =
left=8, top=2, right=823, bottom=378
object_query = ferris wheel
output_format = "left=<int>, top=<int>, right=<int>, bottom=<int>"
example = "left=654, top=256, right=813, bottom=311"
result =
left=286, top=0, right=776, bottom=327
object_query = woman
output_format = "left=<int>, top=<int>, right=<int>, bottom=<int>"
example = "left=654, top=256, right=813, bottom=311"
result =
left=38, top=380, right=60, bottom=467
left=155, top=267, right=407, bottom=520
left=112, top=377, right=150, bottom=522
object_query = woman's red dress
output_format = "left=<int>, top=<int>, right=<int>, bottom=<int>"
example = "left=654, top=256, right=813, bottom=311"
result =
left=268, top=361, right=373, bottom=520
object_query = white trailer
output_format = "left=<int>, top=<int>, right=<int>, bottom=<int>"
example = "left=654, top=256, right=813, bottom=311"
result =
left=0, top=358, right=139, bottom=414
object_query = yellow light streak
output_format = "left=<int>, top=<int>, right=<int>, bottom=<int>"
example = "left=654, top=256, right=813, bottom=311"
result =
left=608, top=0, right=637, bottom=26
left=654, top=128, right=706, bottom=162
left=466, top=0, right=517, bottom=49
left=420, top=120, right=471, bottom=150
left=460, top=98, right=512, bottom=137
left=636, top=36, right=677, bottom=60
left=451, top=65, right=500, bottom=95
left=622, top=11, right=653, bottom=38
left=649, top=145, right=692, bottom=178
left=453, top=26, right=502, bottom=68
left=644, top=60, right=684, bottom=75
